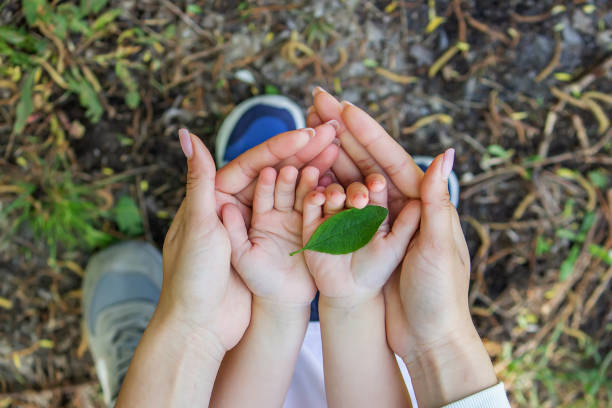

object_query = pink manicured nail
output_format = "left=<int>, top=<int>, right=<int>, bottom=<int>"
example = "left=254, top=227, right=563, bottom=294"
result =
left=178, top=128, right=193, bottom=159
left=441, top=148, right=455, bottom=180
left=340, top=100, right=354, bottom=110
left=312, top=86, right=326, bottom=97
left=304, top=127, right=315, bottom=139
left=325, top=119, right=340, bottom=131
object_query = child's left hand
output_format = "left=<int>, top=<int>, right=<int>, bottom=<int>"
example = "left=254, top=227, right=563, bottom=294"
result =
left=301, top=174, right=421, bottom=306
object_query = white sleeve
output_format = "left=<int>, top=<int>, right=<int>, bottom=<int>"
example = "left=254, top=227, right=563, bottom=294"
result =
left=442, top=382, right=511, bottom=408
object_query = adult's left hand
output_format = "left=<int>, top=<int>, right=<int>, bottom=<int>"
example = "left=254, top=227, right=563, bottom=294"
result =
left=215, top=121, right=339, bottom=225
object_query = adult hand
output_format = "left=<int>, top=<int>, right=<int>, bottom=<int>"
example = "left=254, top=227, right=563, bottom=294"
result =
left=384, top=150, right=497, bottom=407
left=160, top=129, right=251, bottom=352
left=215, top=121, right=340, bottom=225
left=307, top=87, right=424, bottom=222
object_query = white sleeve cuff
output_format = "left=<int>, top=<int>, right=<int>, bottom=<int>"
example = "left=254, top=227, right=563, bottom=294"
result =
left=442, top=382, right=511, bottom=408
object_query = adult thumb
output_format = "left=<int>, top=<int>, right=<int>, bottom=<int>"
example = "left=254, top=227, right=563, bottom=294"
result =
left=179, top=128, right=217, bottom=215
left=419, top=148, right=455, bottom=247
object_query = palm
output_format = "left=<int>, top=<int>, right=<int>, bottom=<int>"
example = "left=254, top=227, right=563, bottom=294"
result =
left=163, top=210, right=251, bottom=351
left=238, top=209, right=316, bottom=304
left=304, top=223, right=402, bottom=300
left=399, top=234, right=470, bottom=343
left=216, top=190, right=250, bottom=222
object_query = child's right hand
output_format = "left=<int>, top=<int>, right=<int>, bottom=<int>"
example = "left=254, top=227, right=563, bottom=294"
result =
left=221, top=165, right=320, bottom=308
left=301, top=173, right=420, bottom=307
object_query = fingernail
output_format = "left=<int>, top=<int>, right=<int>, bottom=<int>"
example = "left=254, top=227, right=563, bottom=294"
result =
left=332, top=137, right=341, bottom=146
left=325, top=119, right=340, bottom=131
left=307, top=106, right=316, bottom=116
left=304, top=127, right=315, bottom=139
left=441, top=148, right=455, bottom=180
left=312, top=86, right=326, bottom=97
left=178, top=128, right=193, bottom=159
left=340, top=100, right=354, bottom=110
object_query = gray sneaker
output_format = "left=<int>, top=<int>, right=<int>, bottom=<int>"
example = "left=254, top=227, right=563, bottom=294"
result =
left=82, top=241, right=163, bottom=406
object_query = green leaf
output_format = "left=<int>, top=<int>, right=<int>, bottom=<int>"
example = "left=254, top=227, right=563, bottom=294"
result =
left=0, top=27, right=28, bottom=45
left=588, top=244, right=612, bottom=265
left=487, top=144, right=512, bottom=158
left=290, top=205, right=388, bottom=256
left=186, top=4, right=202, bottom=14
left=535, top=236, right=551, bottom=256
left=92, top=8, right=121, bottom=31
left=560, top=245, right=580, bottom=281
left=23, top=0, right=50, bottom=26
left=362, top=58, right=378, bottom=68
left=113, top=196, right=143, bottom=236
left=80, top=0, right=109, bottom=15
left=588, top=170, right=608, bottom=189
left=13, top=71, right=35, bottom=134
left=264, top=84, right=279, bottom=95
left=66, top=69, right=103, bottom=122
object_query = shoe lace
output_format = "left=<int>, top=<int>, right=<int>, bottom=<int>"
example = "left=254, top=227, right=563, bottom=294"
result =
left=104, top=308, right=152, bottom=400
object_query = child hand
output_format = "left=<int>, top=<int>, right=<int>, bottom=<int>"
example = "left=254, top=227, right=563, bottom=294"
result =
left=221, top=166, right=320, bottom=307
left=301, top=173, right=421, bottom=306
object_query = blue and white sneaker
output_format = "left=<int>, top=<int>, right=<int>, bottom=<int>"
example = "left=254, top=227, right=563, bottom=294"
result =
left=413, top=156, right=460, bottom=207
left=82, top=241, right=163, bottom=407
left=215, top=95, right=305, bottom=167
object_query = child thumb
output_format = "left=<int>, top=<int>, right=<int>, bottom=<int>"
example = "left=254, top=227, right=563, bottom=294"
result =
left=179, top=128, right=217, bottom=215
left=419, top=148, right=456, bottom=248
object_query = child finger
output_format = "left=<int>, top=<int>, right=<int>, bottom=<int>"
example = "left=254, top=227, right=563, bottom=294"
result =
left=221, top=203, right=252, bottom=264
left=252, top=167, right=277, bottom=214
left=346, top=182, right=369, bottom=209
left=365, top=173, right=388, bottom=208
left=302, top=191, right=326, bottom=242
left=318, top=171, right=337, bottom=187
left=274, top=166, right=299, bottom=212
left=295, top=166, right=320, bottom=212
left=323, top=183, right=346, bottom=216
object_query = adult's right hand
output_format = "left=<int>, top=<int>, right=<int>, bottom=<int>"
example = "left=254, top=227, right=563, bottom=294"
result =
left=307, top=87, right=424, bottom=222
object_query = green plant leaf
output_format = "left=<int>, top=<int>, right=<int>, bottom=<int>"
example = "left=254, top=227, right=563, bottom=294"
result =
left=113, top=196, right=143, bottom=236
left=13, top=70, right=35, bottom=134
left=588, top=169, right=608, bottom=189
left=92, top=8, right=121, bottom=31
left=66, top=69, right=103, bottom=123
left=23, top=0, right=50, bottom=26
left=80, top=0, right=109, bottom=15
left=290, top=205, right=388, bottom=256
left=487, top=144, right=512, bottom=158
left=559, top=245, right=580, bottom=281
left=588, top=244, right=611, bottom=265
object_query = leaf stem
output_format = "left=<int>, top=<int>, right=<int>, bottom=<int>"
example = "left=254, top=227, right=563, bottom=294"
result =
left=289, top=248, right=306, bottom=256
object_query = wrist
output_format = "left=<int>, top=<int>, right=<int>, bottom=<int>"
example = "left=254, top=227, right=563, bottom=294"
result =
left=318, top=289, right=382, bottom=312
left=152, top=298, right=226, bottom=362
left=403, top=326, right=497, bottom=407
left=251, top=296, right=311, bottom=326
